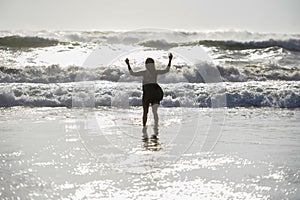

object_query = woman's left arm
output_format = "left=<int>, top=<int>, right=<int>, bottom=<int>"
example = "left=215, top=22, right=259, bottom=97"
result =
left=156, top=53, right=173, bottom=75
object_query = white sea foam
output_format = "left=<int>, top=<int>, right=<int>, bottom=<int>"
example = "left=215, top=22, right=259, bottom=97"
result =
left=0, top=81, right=299, bottom=108
left=1, top=61, right=299, bottom=84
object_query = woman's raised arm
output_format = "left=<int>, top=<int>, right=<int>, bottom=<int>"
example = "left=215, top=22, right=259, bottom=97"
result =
left=125, top=58, right=145, bottom=76
left=156, top=53, right=173, bottom=75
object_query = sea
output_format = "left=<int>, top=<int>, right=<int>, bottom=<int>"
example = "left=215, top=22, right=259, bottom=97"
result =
left=0, top=30, right=300, bottom=108
left=0, top=29, right=299, bottom=199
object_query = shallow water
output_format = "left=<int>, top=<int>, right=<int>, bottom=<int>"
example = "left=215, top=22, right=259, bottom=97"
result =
left=0, top=107, right=299, bottom=199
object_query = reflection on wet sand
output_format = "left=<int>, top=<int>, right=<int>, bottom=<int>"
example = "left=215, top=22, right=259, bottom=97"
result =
left=142, top=126, right=161, bottom=151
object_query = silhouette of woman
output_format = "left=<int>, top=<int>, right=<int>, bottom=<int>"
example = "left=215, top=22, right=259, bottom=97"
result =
left=125, top=53, right=173, bottom=126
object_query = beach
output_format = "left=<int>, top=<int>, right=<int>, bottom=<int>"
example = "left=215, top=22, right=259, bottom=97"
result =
left=0, top=107, right=299, bottom=199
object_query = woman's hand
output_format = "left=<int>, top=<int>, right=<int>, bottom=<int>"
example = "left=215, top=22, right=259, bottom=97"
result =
left=125, top=58, right=132, bottom=70
left=125, top=58, right=130, bottom=66
left=168, top=53, right=173, bottom=61
left=167, top=53, right=173, bottom=67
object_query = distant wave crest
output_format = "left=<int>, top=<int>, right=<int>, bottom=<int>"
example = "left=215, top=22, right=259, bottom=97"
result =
left=1, top=31, right=300, bottom=52
left=0, top=36, right=59, bottom=48
left=198, top=39, right=300, bottom=52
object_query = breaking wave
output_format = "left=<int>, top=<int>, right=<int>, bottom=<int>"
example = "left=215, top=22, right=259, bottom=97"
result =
left=1, top=63, right=299, bottom=84
left=1, top=31, right=300, bottom=52
left=0, top=81, right=299, bottom=108
left=0, top=36, right=60, bottom=48
left=198, top=39, right=300, bottom=52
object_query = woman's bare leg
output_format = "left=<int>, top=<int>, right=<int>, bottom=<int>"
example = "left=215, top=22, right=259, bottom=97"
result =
left=152, top=104, right=159, bottom=127
left=143, top=103, right=149, bottom=126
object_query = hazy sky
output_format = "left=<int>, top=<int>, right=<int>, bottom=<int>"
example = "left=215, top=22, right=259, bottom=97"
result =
left=0, top=0, right=299, bottom=33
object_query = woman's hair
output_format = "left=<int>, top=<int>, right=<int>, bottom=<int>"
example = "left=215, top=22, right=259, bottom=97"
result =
left=145, top=58, right=154, bottom=64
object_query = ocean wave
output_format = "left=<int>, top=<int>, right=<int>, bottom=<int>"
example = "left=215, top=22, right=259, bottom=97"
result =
left=114, top=37, right=300, bottom=52
left=0, top=36, right=60, bottom=48
left=1, top=62, right=299, bottom=84
left=0, top=65, right=123, bottom=83
left=217, top=64, right=300, bottom=82
left=0, top=81, right=299, bottom=108
left=138, top=40, right=179, bottom=50
left=63, top=31, right=300, bottom=53
left=71, top=30, right=300, bottom=45
left=198, top=39, right=300, bottom=52
left=1, top=30, right=299, bottom=50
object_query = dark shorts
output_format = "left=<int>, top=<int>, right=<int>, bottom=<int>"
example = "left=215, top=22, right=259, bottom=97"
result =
left=142, top=83, right=164, bottom=105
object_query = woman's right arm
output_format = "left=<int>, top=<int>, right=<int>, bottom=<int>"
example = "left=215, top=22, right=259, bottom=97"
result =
left=125, top=58, right=144, bottom=76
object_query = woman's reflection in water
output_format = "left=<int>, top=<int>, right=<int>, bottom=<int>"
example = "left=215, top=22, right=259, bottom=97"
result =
left=142, top=126, right=161, bottom=151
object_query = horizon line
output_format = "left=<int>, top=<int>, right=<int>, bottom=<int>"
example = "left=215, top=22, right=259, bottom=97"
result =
left=0, top=28, right=299, bottom=35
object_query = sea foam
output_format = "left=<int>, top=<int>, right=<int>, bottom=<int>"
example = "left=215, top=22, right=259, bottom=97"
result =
left=1, top=81, right=299, bottom=108
left=1, top=63, right=299, bottom=84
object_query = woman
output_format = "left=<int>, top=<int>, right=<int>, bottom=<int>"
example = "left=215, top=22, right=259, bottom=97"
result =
left=125, top=53, right=173, bottom=126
